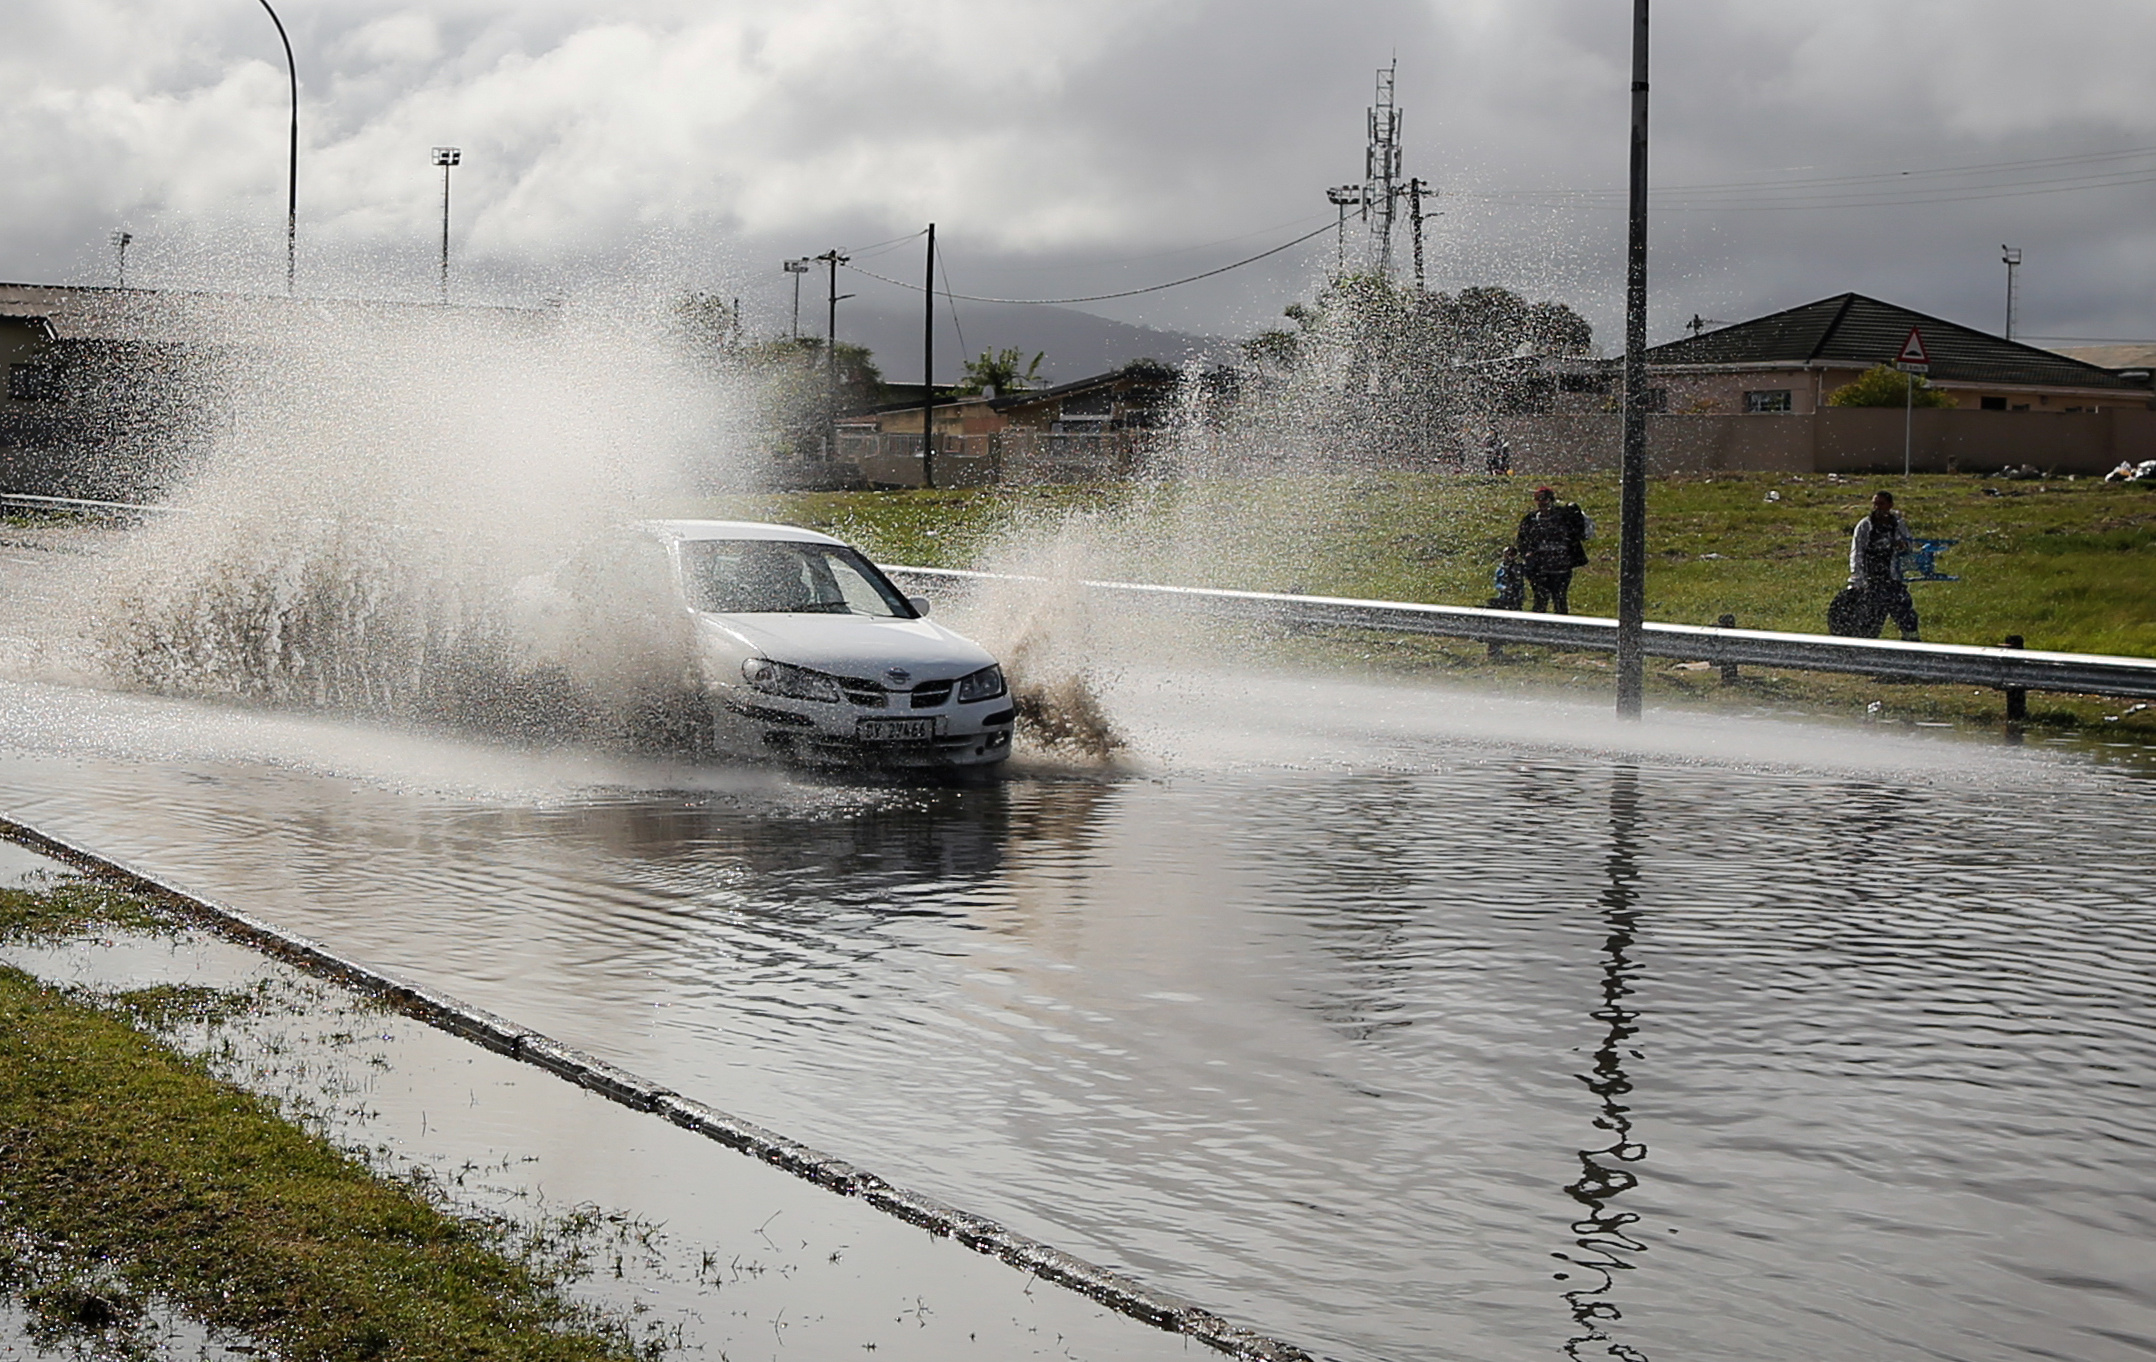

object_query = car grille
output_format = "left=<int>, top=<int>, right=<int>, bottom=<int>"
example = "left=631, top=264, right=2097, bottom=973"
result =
left=908, top=681, right=954, bottom=709
left=835, top=677, right=954, bottom=709
left=838, top=680, right=887, bottom=708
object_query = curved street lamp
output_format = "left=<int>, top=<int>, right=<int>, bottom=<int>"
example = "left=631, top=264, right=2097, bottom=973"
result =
left=255, top=0, right=299, bottom=294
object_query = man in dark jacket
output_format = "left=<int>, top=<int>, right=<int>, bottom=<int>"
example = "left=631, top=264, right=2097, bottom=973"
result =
left=1515, top=486, right=1589, bottom=614
left=1835, top=490, right=1920, bottom=640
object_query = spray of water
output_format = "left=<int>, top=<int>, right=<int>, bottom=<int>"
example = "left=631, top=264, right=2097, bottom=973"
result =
left=79, top=294, right=748, bottom=740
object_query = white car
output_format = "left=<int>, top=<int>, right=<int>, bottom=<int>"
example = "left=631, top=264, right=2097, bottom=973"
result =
left=641, top=520, right=1013, bottom=767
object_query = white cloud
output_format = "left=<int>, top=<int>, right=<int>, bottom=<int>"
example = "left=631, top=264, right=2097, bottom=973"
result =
left=4, top=0, right=2154, bottom=347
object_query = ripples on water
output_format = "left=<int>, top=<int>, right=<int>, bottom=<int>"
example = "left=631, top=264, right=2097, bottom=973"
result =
left=0, top=675, right=2152, bottom=1362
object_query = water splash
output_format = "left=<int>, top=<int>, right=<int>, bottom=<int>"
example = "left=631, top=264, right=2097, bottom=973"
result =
left=81, top=295, right=747, bottom=738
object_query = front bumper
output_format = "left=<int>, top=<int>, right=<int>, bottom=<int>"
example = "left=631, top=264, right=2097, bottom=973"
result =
left=715, top=683, right=1014, bottom=767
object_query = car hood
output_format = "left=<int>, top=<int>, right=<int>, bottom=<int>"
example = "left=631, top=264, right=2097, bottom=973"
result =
left=699, top=612, right=997, bottom=680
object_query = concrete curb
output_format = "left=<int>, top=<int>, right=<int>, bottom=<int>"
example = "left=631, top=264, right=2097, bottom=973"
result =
left=0, top=813, right=1314, bottom=1362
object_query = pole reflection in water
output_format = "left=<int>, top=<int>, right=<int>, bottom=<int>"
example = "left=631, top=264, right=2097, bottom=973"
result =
left=1557, top=765, right=1652, bottom=1362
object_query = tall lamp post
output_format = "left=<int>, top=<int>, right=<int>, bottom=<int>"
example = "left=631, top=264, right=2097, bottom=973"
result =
left=1615, top=0, right=1651, bottom=719
left=1326, top=185, right=1364, bottom=275
left=2001, top=245, right=2022, bottom=340
left=783, top=258, right=811, bottom=338
left=255, top=0, right=298, bottom=295
left=112, top=232, right=133, bottom=289
left=431, top=147, right=461, bottom=305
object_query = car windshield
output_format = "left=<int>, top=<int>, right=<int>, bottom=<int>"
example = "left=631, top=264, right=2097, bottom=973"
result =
left=677, top=539, right=915, bottom=617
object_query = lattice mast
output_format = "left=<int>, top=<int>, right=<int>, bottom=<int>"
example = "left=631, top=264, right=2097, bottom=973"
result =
left=1365, top=60, right=1403, bottom=277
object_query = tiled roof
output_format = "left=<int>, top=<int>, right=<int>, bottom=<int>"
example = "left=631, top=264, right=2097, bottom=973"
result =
left=1646, top=293, right=2144, bottom=390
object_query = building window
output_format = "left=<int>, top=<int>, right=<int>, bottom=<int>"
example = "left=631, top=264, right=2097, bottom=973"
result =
left=1743, top=389, right=1793, bottom=413
left=7, top=364, right=59, bottom=401
left=1980, top=396, right=2006, bottom=411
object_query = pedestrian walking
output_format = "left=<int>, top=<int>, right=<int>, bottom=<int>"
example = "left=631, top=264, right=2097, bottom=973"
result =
left=1514, top=486, right=1590, bottom=614
left=1828, top=490, right=1921, bottom=640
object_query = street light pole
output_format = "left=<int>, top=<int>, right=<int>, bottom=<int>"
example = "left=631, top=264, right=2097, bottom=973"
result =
left=783, top=258, right=810, bottom=339
left=2001, top=245, right=2022, bottom=340
left=1615, top=0, right=1651, bottom=719
left=112, top=232, right=132, bottom=288
left=255, top=0, right=298, bottom=294
left=431, top=147, right=460, bottom=305
left=1327, top=186, right=1363, bottom=276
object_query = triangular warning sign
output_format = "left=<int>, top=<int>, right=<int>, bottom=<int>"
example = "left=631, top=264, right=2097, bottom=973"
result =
left=1896, top=327, right=1930, bottom=365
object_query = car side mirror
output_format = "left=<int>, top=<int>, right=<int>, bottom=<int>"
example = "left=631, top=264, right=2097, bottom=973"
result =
left=907, top=596, right=931, bottom=617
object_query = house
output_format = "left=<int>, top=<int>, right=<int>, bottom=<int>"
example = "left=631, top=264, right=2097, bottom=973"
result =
left=1488, top=293, right=2156, bottom=476
left=1638, top=293, right=2150, bottom=415
left=0, top=285, right=213, bottom=498
left=835, top=362, right=1182, bottom=487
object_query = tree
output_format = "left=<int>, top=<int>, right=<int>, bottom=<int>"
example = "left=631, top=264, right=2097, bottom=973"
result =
left=668, top=292, right=739, bottom=360
left=1827, top=364, right=1957, bottom=409
left=957, top=347, right=1045, bottom=396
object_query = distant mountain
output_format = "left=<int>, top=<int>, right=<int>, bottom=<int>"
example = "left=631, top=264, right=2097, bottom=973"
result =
left=826, top=296, right=1227, bottom=386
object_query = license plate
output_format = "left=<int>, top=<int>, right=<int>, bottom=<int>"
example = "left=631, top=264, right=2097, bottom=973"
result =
left=857, top=717, right=938, bottom=742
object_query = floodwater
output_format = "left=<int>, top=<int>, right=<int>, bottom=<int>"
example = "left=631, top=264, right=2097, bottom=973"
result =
left=1, top=647, right=2152, bottom=1362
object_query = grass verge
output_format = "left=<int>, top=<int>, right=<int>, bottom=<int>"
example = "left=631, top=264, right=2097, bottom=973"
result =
left=0, top=874, right=644, bottom=1361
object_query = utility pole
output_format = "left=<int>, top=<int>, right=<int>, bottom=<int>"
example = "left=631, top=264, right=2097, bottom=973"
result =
left=813, top=248, right=853, bottom=415
left=2001, top=245, right=2022, bottom=340
left=256, top=0, right=298, bottom=294
left=112, top=231, right=132, bottom=288
left=1615, top=0, right=1651, bottom=720
left=1366, top=61, right=1402, bottom=277
left=431, top=147, right=460, bottom=304
left=783, top=258, right=810, bottom=339
left=921, top=223, right=937, bottom=489
left=1406, top=178, right=1434, bottom=291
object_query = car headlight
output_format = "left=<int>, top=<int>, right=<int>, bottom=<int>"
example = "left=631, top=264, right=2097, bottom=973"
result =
left=955, top=664, right=1007, bottom=703
left=741, top=657, right=842, bottom=703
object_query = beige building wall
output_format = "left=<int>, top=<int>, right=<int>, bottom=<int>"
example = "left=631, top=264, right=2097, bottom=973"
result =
left=1656, top=364, right=2148, bottom=417
left=1500, top=408, right=2156, bottom=476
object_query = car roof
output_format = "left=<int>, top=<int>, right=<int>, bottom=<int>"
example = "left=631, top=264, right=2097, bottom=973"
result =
left=636, top=519, right=849, bottom=547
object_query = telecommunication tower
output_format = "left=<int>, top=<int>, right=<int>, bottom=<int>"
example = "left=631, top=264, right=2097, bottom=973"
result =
left=1365, top=61, right=1403, bottom=276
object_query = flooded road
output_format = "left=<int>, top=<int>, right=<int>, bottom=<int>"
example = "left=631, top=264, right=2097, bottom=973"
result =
left=0, top=661, right=2151, bottom=1362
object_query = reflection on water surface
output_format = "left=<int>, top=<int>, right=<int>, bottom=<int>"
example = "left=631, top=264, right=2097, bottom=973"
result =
left=0, top=676, right=2152, bottom=1362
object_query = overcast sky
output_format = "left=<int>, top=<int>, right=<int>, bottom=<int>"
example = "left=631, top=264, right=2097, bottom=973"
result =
left=9, top=0, right=2156, bottom=372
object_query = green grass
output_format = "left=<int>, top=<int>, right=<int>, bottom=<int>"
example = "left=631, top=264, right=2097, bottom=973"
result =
left=0, top=874, right=169, bottom=944
left=684, top=471, right=2156, bottom=733
left=0, top=875, right=642, bottom=1361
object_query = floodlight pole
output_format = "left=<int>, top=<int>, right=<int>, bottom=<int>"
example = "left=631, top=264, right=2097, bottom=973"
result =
left=256, top=0, right=298, bottom=294
left=784, top=258, right=810, bottom=338
left=1327, top=186, right=1363, bottom=275
left=2001, top=245, right=2022, bottom=339
left=432, top=147, right=461, bottom=304
left=1615, top=0, right=1651, bottom=719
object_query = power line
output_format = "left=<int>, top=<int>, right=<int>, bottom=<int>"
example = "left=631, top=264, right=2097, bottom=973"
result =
left=842, top=221, right=1336, bottom=305
left=949, top=212, right=1332, bottom=276
left=937, top=243, right=967, bottom=362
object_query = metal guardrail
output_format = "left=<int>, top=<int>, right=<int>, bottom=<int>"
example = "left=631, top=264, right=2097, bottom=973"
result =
left=9, top=490, right=2147, bottom=702
left=0, top=491, right=187, bottom=517
left=886, top=565, right=2156, bottom=702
